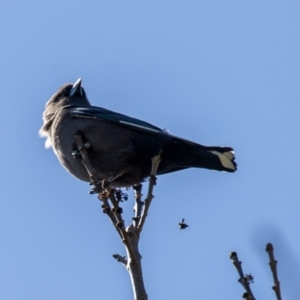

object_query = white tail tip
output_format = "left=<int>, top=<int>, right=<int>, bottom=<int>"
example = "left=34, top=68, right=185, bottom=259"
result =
left=209, top=150, right=236, bottom=171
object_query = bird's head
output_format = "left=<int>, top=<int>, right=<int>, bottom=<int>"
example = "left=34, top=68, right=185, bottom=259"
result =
left=39, top=78, right=91, bottom=146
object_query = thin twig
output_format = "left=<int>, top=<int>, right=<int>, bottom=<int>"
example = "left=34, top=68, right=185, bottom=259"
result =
left=102, top=180, right=125, bottom=227
left=98, top=192, right=123, bottom=238
left=73, top=135, right=98, bottom=183
left=74, top=134, right=122, bottom=238
left=229, top=251, right=256, bottom=299
left=266, top=243, right=282, bottom=300
left=137, top=151, right=162, bottom=232
left=102, top=180, right=137, bottom=259
left=133, top=184, right=143, bottom=227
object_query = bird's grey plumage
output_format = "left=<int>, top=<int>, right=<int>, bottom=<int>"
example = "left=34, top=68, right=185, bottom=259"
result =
left=40, top=79, right=237, bottom=187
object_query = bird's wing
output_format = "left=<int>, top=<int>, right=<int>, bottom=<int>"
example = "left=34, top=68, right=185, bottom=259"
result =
left=66, top=106, right=163, bottom=134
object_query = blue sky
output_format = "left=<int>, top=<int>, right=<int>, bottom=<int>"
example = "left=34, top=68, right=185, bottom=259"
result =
left=1, top=1, right=300, bottom=299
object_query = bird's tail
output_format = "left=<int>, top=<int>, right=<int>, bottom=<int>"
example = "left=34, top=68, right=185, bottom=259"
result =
left=195, top=146, right=237, bottom=172
left=158, top=136, right=237, bottom=175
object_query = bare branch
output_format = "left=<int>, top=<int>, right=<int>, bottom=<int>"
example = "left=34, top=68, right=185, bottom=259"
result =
left=98, top=191, right=123, bottom=239
left=266, top=243, right=282, bottom=300
left=73, top=134, right=99, bottom=184
left=101, top=180, right=125, bottom=228
left=74, top=134, right=123, bottom=238
left=229, top=251, right=256, bottom=299
left=133, top=184, right=143, bottom=227
left=101, top=180, right=137, bottom=260
left=137, top=151, right=162, bottom=232
left=73, top=133, right=163, bottom=300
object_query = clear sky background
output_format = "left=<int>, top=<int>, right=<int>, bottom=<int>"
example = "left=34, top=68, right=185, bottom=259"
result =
left=1, top=1, right=300, bottom=299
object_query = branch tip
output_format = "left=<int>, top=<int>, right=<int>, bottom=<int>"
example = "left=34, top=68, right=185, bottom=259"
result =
left=229, top=251, right=256, bottom=299
left=266, top=243, right=282, bottom=300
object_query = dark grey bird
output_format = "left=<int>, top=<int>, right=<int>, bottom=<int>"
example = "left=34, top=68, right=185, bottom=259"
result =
left=39, top=79, right=237, bottom=187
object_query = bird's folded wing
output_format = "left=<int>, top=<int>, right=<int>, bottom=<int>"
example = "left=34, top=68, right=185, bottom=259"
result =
left=66, top=106, right=163, bottom=134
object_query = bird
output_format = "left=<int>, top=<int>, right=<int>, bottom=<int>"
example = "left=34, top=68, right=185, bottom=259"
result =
left=39, top=78, right=237, bottom=188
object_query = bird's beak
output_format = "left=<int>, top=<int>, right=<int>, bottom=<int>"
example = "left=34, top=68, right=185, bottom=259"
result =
left=69, top=78, right=83, bottom=97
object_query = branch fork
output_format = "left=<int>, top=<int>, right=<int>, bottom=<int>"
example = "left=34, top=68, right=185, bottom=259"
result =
left=74, top=133, right=162, bottom=300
